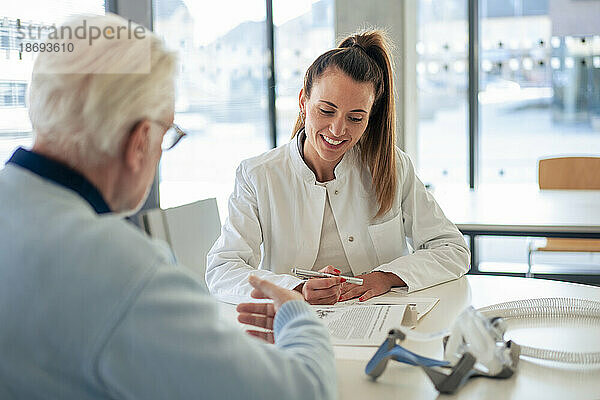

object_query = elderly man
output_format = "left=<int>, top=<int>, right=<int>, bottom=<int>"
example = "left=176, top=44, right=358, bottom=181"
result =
left=0, top=14, right=337, bottom=399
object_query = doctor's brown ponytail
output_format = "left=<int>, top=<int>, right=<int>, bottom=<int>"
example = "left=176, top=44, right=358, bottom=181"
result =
left=292, top=30, right=397, bottom=219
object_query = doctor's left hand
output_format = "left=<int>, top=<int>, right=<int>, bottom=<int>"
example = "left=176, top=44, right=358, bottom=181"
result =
left=338, top=271, right=405, bottom=302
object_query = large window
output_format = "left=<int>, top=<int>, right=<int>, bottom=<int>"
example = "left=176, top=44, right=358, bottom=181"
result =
left=417, top=0, right=600, bottom=276
left=477, top=0, right=600, bottom=275
left=153, top=0, right=270, bottom=218
left=480, top=1, right=600, bottom=185
left=0, top=1, right=105, bottom=167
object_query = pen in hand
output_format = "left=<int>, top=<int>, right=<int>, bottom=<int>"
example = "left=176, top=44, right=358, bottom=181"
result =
left=291, top=267, right=364, bottom=285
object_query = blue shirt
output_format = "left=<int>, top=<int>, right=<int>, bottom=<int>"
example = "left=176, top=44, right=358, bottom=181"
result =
left=0, top=149, right=337, bottom=400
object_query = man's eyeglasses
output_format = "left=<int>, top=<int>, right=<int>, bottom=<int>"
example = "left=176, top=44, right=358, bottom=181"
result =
left=152, top=121, right=187, bottom=151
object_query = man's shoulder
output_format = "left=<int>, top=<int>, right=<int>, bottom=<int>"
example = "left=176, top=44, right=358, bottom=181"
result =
left=93, top=214, right=174, bottom=266
left=0, top=164, right=173, bottom=278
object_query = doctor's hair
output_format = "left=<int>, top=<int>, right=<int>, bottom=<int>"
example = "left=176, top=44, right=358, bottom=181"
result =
left=292, top=29, right=397, bottom=219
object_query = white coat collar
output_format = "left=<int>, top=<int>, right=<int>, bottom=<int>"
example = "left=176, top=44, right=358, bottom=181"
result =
left=290, top=128, right=359, bottom=184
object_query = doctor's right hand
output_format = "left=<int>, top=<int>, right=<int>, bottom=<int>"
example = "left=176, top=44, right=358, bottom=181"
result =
left=296, top=265, right=345, bottom=305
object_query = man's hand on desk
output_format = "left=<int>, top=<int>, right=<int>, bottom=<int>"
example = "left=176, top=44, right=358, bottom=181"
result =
left=338, top=271, right=405, bottom=302
left=294, top=265, right=344, bottom=305
left=237, top=275, right=304, bottom=343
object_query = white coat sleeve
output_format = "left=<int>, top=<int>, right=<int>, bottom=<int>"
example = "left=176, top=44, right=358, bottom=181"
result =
left=373, top=151, right=470, bottom=292
left=205, top=162, right=303, bottom=297
left=97, top=267, right=336, bottom=400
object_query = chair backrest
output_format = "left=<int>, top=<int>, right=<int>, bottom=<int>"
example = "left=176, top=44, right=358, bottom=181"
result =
left=142, top=198, right=221, bottom=279
left=538, top=157, right=600, bottom=190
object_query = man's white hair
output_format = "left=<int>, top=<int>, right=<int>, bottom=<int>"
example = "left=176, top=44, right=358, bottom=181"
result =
left=28, top=13, right=177, bottom=166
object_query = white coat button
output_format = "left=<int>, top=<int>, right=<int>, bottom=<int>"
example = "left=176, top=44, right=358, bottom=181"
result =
left=334, top=190, right=339, bottom=195
left=348, top=236, right=354, bottom=242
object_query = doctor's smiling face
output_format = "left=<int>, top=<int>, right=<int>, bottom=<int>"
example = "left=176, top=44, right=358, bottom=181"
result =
left=300, top=67, right=375, bottom=181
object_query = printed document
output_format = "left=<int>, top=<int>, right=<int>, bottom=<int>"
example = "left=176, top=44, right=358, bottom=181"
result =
left=338, top=296, right=439, bottom=322
left=311, top=304, right=407, bottom=346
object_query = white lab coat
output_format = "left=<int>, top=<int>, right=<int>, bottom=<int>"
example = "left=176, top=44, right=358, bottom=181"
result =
left=206, top=136, right=470, bottom=297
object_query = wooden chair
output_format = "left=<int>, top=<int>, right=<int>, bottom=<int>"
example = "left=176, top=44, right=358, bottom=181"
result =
left=141, top=198, right=221, bottom=281
left=527, top=157, right=600, bottom=277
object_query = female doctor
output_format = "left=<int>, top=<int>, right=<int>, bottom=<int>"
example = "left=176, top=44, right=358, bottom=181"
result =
left=206, top=30, right=470, bottom=304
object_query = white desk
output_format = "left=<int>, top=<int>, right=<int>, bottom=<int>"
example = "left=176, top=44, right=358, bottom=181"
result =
left=432, top=187, right=600, bottom=273
left=434, top=187, right=600, bottom=238
left=219, top=276, right=600, bottom=399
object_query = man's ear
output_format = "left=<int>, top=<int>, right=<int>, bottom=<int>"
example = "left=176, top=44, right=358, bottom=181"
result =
left=124, top=120, right=152, bottom=173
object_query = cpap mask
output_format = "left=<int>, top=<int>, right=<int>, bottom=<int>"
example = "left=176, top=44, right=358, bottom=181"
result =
left=366, top=298, right=600, bottom=394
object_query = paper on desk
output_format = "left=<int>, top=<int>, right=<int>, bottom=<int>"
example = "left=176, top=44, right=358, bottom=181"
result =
left=338, top=296, right=439, bottom=322
left=311, top=304, right=406, bottom=346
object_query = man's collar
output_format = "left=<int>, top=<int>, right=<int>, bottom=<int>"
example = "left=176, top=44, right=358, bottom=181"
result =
left=7, top=147, right=112, bottom=214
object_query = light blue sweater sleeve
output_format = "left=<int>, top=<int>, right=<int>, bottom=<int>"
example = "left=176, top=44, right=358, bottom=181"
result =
left=96, top=266, right=337, bottom=400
